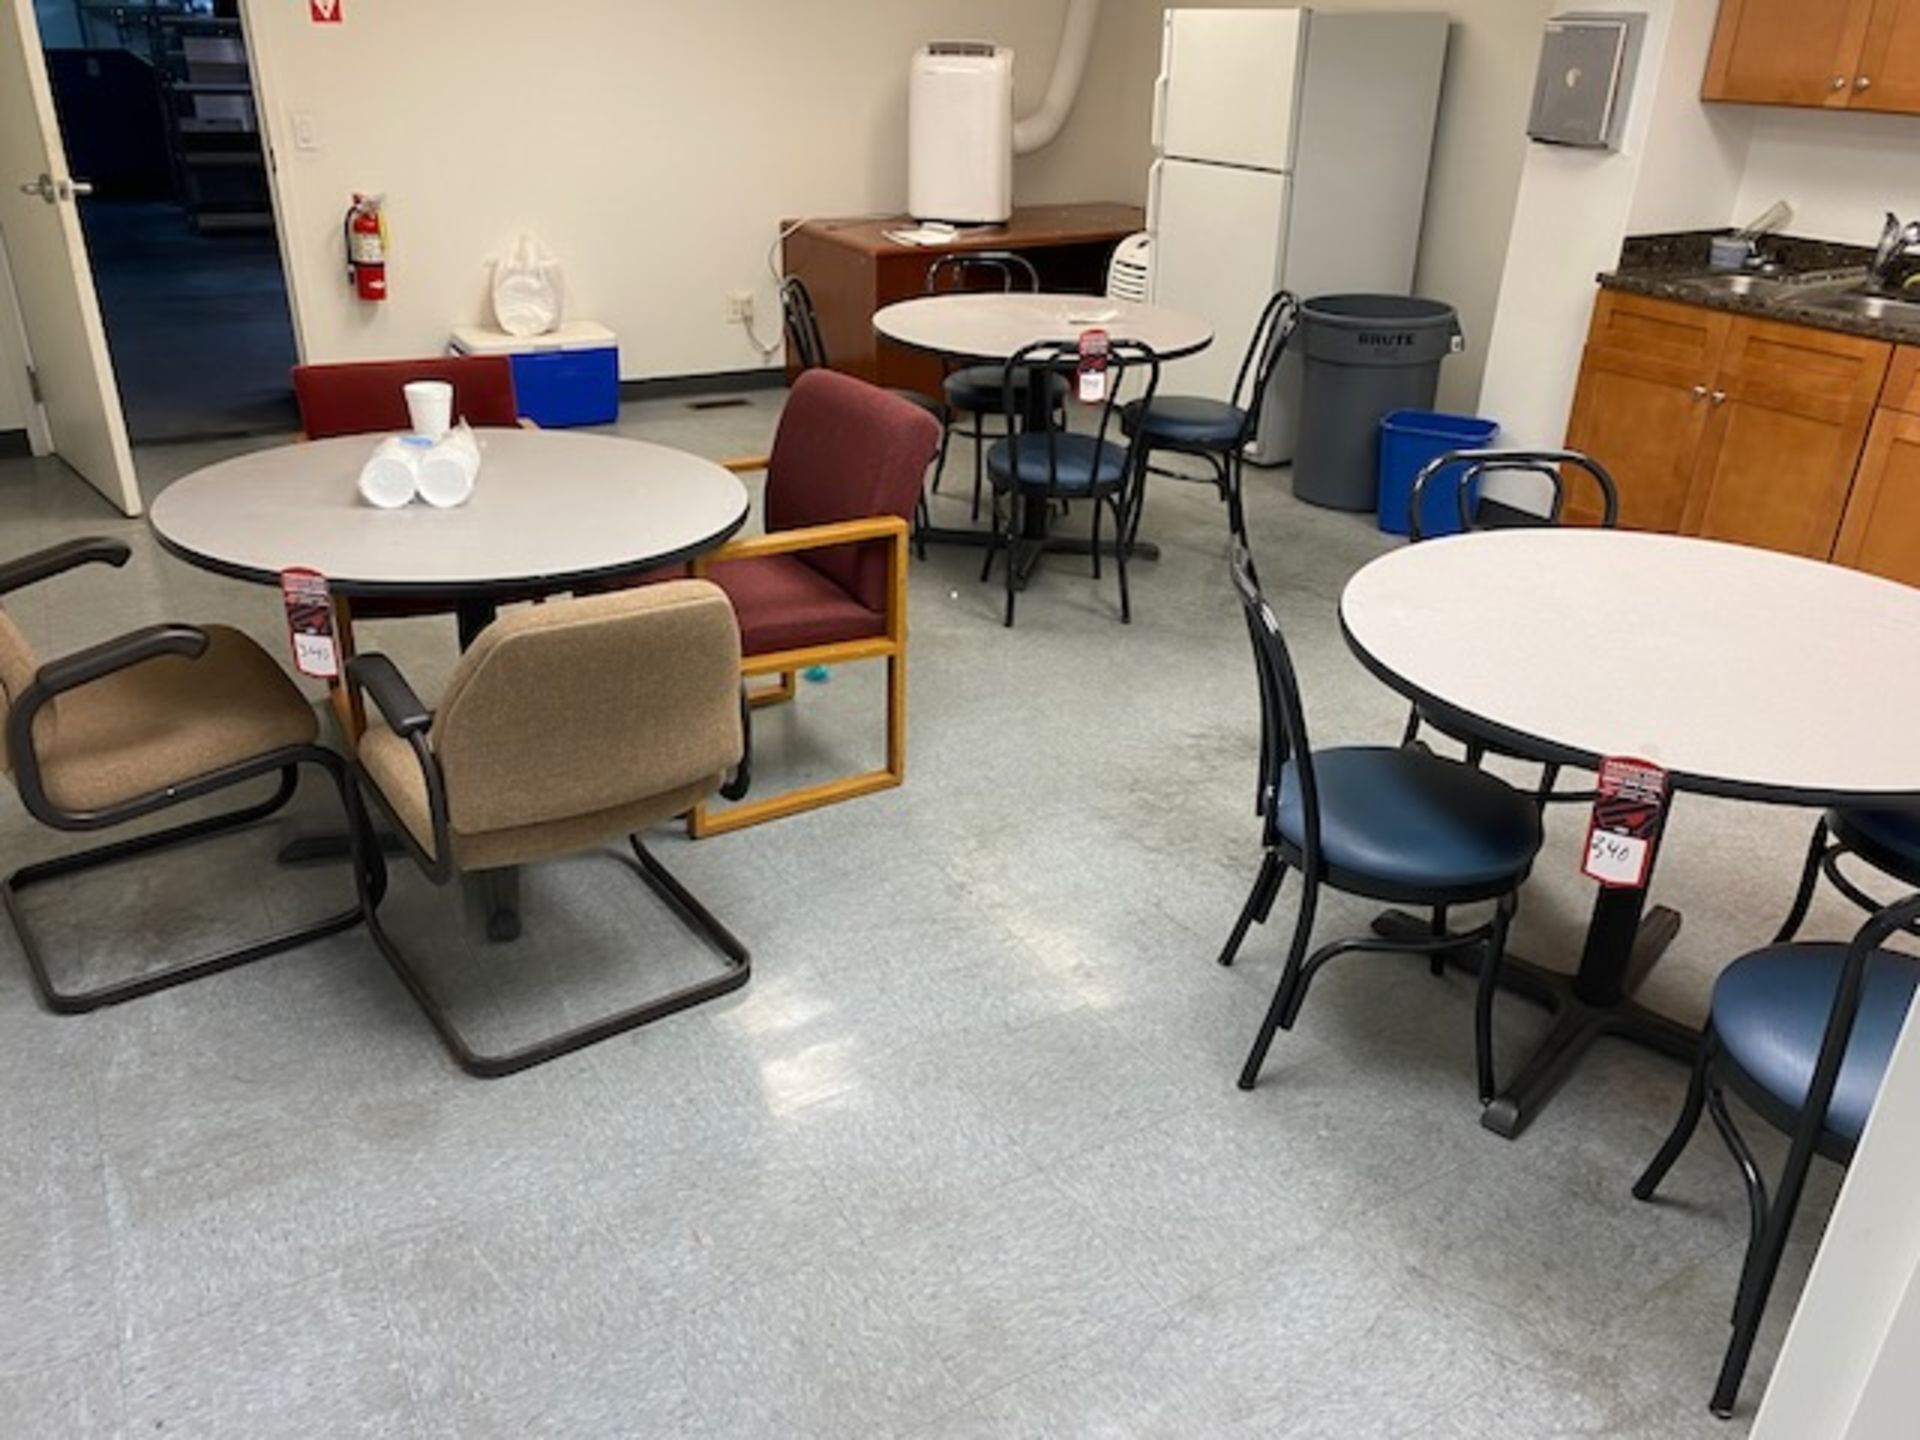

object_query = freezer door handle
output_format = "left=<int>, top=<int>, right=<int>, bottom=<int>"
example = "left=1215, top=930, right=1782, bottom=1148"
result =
left=1150, top=72, right=1169, bottom=150
left=1146, top=159, right=1164, bottom=239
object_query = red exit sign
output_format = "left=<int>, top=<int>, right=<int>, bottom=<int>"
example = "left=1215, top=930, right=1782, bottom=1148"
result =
left=310, top=0, right=342, bottom=22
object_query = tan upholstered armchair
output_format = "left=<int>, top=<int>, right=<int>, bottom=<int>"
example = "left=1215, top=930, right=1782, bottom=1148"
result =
left=346, top=581, right=752, bottom=1077
left=0, top=537, right=361, bottom=1012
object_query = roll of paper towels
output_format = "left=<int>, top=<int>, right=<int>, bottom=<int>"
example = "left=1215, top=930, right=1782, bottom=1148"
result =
left=358, top=435, right=426, bottom=508
left=416, top=425, right=481, bottom=508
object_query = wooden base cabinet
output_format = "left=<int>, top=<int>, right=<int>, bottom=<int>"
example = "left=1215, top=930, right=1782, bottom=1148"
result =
left=1564, top=293, right=1729, bottom=530
left=1565, top=289, right=1895, bottom=564
left=1679, top=317, right=1889, bottom=559
left=1834, top=350, right=1920, bottom=586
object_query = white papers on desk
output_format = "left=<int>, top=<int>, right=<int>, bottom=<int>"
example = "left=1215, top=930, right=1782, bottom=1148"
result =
left=882, top=224, right=961, bottom=247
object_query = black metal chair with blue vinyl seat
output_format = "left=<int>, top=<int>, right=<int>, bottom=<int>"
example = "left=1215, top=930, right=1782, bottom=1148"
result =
left=1773, top=804, right=1920, bottom=944
left=1633, top=889, right=1920, bottom=1419
left=981, top=338, right=1159, bottom=628
left=1220, top=542, right=1545, bottom=1097
left=925, top=251, right=1068, bottom=520
left=1120, top=289, right=1298, bottom=544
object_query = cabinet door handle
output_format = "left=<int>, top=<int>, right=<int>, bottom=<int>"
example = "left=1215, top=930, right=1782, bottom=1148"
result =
left=1856, top=75, right=1872, bottom=91
left=1691, top=384, right=1709, bottom=399
left=1832, top=75, right=1849, bottom=90
left=1710, top=390, right=1727, bottom=405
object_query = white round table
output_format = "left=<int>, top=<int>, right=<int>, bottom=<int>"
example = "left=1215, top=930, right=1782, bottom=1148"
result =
left=873, top=291, right=1214, bottom=365
left=150, top=428, right=749, bottom=604
left=875, top=293, right=1212, bottom=566
left=1339, top=528, right=1920, bottom=1137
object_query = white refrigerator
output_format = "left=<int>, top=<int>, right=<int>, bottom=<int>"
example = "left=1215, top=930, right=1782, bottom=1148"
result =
left=1148, top=8, right=1448, bottom=463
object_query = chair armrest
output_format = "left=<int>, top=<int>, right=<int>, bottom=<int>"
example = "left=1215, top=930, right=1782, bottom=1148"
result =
left=7, top=624, right=210, bottom=827
left=0, top=537, right=132, bottom=597
left=346, top=653, right=432, bottom=737
left=719, top=686, right=753, bottom=802
left=694, top=515, right=908, bottom=568
left=718, top=454, right=771, bottom=475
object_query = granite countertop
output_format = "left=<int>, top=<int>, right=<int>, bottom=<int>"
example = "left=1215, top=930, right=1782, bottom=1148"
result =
left=1598, top=230, right=1920, bottom=346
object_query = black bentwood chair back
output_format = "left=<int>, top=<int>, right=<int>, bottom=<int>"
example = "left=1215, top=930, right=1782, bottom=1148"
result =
left=1221, top=542, right=1545, bottom=1099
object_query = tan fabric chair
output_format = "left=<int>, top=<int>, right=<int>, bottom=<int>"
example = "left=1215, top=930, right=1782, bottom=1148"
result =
left=0, top=537, right=360, bottom=1012
left=348, top=581, right=752, bottom=1077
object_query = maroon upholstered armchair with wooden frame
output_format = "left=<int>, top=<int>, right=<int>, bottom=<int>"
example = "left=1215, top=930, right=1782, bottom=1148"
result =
left=692, top=369, right=940, bottom=837
left=289, top=356, right=533, bottom=740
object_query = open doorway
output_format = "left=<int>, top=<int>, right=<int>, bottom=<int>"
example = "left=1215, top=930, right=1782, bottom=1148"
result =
left=37, top=0, right=296, bottom=443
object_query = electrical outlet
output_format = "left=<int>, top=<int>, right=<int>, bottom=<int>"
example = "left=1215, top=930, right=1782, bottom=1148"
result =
left=726, top=291, right=754, bottom=324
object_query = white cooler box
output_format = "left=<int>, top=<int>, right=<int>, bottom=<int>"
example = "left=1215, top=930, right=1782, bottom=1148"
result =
left=449, top=321, right=619, bottom=427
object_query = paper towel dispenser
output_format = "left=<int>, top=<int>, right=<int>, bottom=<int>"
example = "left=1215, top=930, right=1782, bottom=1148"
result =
left=1527, top=12, right=1644, bottom=150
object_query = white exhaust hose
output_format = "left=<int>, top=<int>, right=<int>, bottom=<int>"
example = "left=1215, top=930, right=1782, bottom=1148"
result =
left=1013, top=0, right=1101, bottom=155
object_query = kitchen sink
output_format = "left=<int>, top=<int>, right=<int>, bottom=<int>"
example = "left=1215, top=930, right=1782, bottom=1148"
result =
left=1682, top=273, right=1790, bottom=298
left=1794, top=291, right=1920, bottom=325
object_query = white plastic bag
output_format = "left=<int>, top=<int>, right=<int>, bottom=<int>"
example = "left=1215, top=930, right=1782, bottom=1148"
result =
left=491, top=233, right=564, bottom=337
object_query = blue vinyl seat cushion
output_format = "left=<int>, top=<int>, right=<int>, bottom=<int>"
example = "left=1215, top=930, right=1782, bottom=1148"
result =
left=1828, top=805, right=1920, bottom=883
left=1275, top=746, right=1543, bottom=893
left=1712, top=942, right=1920, bottom=1142
left=944, top=364, right=1068, bottom=415
left=985, top=434, right=1130, bottom=495
left=1122, top=395, right=1247, bottom=450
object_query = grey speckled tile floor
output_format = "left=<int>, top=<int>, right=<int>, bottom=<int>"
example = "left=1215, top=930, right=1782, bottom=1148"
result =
left=0, top=385, right=1863, bottom=1438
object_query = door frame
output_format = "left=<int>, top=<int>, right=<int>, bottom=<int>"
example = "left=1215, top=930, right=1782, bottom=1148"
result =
left=235, top=0, right=309, bottom=365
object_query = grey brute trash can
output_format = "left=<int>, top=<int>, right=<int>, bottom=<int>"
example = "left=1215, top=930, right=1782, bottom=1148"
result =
left=1293, top=295, right=1462, bottom=511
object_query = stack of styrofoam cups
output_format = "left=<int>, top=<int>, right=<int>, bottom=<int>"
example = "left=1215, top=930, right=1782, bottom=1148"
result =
left=358, top=435, right=431, bottom=508
left=355, top=380, right=483, bottom=509
left=416, top=423, right=481, bottom=508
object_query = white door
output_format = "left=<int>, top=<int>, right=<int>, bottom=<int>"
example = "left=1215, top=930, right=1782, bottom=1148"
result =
left=1148, top=157, right=1289, bottom=405
left=0, top=0, right=141, bottom=517
left=1154, top=7, right=1305, bottom=171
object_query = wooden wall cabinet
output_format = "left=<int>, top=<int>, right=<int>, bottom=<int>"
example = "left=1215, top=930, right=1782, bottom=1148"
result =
left=1834, top=349, right=1920, bottom=585
left=1565, top=290, right=1893, bottom=562
left=1704, top=0, right=1920, bottom=113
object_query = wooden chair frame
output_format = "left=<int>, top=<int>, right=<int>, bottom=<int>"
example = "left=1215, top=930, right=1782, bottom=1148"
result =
left=688, top=456, right=908, bottom=837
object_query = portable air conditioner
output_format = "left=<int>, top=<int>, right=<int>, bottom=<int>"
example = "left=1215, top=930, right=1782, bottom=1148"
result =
left=1106, top=231, right=1152, bottom=301
left=909, top=42, right=1014, bottom=224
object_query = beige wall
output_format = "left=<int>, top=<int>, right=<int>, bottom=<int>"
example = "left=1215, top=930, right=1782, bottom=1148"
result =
left=239, top=0, right=1145, bottom=381
left=1072, top=0, right=1555, bottom=413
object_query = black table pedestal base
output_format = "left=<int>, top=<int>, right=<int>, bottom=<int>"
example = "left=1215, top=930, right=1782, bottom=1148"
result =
left=1371, top=903, right=1698, bottom=1139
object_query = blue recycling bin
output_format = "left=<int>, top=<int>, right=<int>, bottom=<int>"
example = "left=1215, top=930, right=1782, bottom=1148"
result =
left=1377, top=410, right=1500, bottom=537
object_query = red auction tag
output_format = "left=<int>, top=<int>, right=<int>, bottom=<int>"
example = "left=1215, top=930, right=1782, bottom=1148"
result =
left=1581, top=756, right=1669, bottom=889
left=1076, top=328, right=1110, bottom=404
left=280, top=568, right=339, bottom=679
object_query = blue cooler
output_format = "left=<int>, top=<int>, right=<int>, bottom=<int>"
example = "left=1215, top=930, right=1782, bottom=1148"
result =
left=449, top=321, right=619, bottom=427
left=1377, top=410, right=1499, bottom=537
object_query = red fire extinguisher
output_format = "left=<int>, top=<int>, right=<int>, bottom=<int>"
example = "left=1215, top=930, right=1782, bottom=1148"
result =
left=345, top=193, right=387, bottom=301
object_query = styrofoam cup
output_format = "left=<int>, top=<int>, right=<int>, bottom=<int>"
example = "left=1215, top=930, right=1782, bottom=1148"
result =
left=358, top=435, right=424, bottom=508
left=404, top=379, right=454, bottom=439
left=416, top=425, right=481, bottom=508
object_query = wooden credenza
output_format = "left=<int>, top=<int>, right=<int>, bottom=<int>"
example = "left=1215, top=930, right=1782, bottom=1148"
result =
left=780, top=202, right=1145, bottom=400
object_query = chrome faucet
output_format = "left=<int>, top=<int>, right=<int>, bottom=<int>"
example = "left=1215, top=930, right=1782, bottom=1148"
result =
left=1869, top=211, right=1920, bottom=291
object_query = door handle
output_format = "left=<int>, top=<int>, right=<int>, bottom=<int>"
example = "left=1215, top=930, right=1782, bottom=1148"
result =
left=1691, top=384, right=1708, bottom=399
left=15, top=174, right=90, bottom=203
left=1832, top=75, right=1849, bottom=91
left=1855, top=76, right=1873, bottom=92
left=1710, top=390, right=1727, bottom=405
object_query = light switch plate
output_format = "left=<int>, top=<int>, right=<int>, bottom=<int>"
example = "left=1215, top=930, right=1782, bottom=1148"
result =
left=291, top=111, right=319, bottom=151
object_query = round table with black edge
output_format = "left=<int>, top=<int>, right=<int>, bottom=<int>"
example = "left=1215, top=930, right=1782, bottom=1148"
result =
left=873, top=292, right=1213, bottom=569
left=1339, top=528, right=1920, bottom=1138
left=149, top=428, right=751, bottom=937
